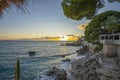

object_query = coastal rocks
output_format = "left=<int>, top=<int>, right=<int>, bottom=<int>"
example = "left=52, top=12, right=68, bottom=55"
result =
left=76, top=40, right=102, bottom=55
left=47, top=67, right=67, bottom=80
left=61, top=40, right=81, bottom=46
left=71, top=53, right=120, bottom=80
left=61, top=42, right=81, bottom=46
left=62, top=58, right=71, bottom=62
left=117, top=59, right=120, bottom=67
left=71, top=53, right=102, bottom=80
left=76, top=45, right=89, bottom=55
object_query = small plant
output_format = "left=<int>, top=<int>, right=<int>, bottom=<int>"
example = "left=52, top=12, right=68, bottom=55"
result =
left=14, top=58, right=20, bottom=80
left=94, top=43, right=103, bottom=53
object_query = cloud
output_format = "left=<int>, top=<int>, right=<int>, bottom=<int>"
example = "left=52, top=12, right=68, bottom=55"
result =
left=77, top=22, right=89, bottom=31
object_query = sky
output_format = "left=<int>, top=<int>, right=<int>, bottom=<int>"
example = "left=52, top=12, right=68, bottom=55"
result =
left=0, top=0, right=120, bottom=40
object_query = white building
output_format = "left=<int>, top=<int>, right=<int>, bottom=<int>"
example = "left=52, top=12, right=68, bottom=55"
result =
left=99, top=33, right=120, bottom=58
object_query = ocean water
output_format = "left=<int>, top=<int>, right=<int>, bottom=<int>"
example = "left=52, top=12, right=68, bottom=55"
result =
left=0, top=41, right=79, bottom=80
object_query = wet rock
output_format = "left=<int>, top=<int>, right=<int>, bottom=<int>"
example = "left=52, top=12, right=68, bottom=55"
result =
left=77, top=45, right=89, bottom=55
left=46, top=70, right=54, bottom=76
left=61, top=58, right=71, bottom=62
left=54, top=68, right=67, bottom=80
left=47, top=67, right=67, bottom=80
left=28, top=51, right=36, bottom=56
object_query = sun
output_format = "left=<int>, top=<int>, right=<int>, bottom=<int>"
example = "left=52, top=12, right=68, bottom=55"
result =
left=59, top=36, right=68, bottom=41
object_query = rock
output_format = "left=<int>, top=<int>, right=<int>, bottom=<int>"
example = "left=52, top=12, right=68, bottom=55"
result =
left=71, top=53, right=120, bottom=80
left=77, top=45, right=89, bottom=55
left=46, top=70, right=54, bottom=76
left=47, top=67, right=67, bottom=80
left=54, top=69, right=67, bottom=80
left=95, top=68, right=120, bottom=80
left=61, top=58, right=71, bottom=62
left=28, top=51, right=36, bottom=56
left=116, top=58, right=120, bottom=67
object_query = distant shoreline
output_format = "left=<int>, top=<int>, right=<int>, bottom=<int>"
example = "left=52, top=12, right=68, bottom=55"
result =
left=0, top=40, right=75, bottom=42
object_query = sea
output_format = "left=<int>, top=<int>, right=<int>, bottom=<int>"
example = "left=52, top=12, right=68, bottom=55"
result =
left=0, top=41, right=80, bottom=80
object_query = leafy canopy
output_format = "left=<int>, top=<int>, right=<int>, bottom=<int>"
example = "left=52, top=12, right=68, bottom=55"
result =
left=101, top=15, right=120, bottom=33
left=61, top=0, right=120, bottom=20
left=0, top=0, right=120, bottom=16
left=61, top=0, right=103, bottom=20
left=85, top=11, right=120, bottom=43
left=0, top=0, right=30, bottom=15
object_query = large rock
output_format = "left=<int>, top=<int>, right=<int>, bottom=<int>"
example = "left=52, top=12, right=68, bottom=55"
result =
left=47, top=67, right=67, bottom=80
left=76, top=45, right=89, bottom=55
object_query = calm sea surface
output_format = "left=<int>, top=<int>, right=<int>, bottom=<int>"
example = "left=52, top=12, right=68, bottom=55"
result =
left=0, top=41, right=79, bottom=80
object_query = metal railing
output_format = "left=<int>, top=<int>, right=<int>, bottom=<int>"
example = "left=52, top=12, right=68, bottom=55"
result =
left=99, top=33, right=120, bottom=44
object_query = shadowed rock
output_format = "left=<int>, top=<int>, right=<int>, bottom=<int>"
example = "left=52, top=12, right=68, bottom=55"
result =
left=47, top=67, right=67, bottom=80
left=28, top=51, right=36, bottom=56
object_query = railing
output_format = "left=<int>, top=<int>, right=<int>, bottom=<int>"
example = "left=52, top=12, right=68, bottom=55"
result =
left=99, top=33, right=120, bottom=44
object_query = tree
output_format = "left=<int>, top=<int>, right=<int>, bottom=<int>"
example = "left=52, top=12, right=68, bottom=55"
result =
left=85, top=11, right=120, bottom=43
left=61, top=0, right=120, bottom=20
left=0, top=0, right=28, bottom=15
left=101, top=15, right=120, bottom=33
left=0, top=0, right=120, bottom=16
left=61, top=0, right=104, bottom=20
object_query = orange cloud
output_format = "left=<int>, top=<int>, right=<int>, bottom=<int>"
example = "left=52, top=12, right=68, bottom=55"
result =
left=77, top=22, right=89, bottom=31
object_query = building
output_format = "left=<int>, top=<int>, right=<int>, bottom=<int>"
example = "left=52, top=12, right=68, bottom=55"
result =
left=99, top=33, right=120, bottom=58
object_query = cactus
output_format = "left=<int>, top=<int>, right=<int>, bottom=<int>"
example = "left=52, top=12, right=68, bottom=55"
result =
left=14, top=58, right=20, bottom=80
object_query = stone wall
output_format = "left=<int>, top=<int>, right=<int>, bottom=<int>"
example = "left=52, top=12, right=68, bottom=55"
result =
left=103, top=44, right=118, bottom=57
left=117, top=45, right=120, bottom=58
left=104, top=44, right=120, bottom=58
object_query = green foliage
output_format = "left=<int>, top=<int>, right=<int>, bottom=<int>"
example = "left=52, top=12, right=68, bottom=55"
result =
left=0, top=0, right=120, bottom=16
left=61, top=0, right=103, bottom=20
left=14, top=58, right=20, bottom=80
left=101, top=15, right=120, bottom=33
left=94, top=43, right=103, bottom=53
left=85, top=11, right=120, bottom=43
left=61, top=0, right=120, bottom=20
left=0, top=0, right=30, bottom=15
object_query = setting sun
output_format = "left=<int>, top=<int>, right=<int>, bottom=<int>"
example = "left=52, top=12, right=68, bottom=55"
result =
left=60, top=36, right=68, bottom=41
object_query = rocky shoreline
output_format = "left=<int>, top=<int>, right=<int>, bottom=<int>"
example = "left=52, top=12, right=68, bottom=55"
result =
left=71, top=52, right=120, bottom=80
left=47, top=41, right=120, bottom=80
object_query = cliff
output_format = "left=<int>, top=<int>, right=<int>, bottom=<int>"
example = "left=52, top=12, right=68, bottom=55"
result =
left=70, top=40, right=120, bottom=80
left=71, top=52, right=120, bottom=80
